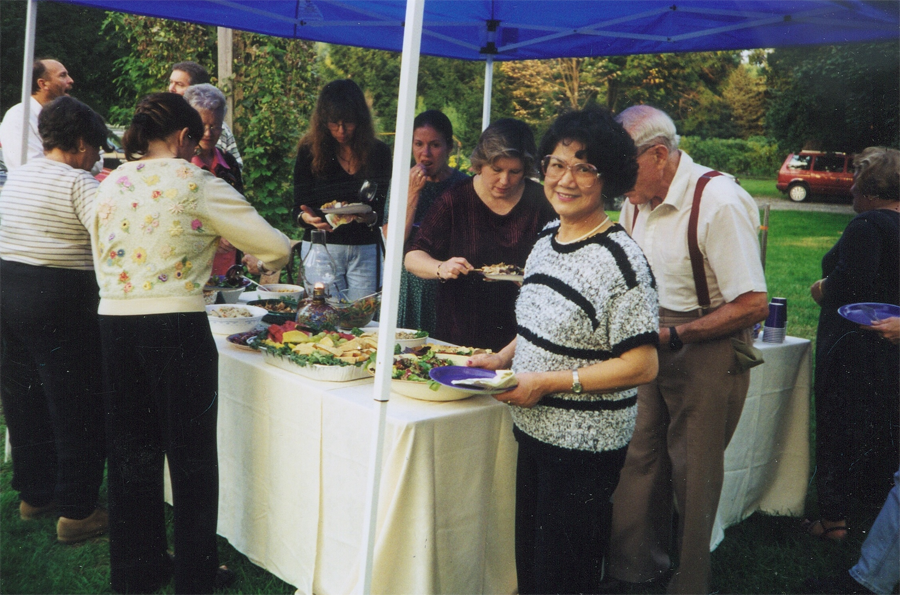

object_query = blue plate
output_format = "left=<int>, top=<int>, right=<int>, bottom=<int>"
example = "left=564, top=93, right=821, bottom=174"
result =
left=429, top=366, right=515, bottom=395
left=838, top=302, right=900, bottom=325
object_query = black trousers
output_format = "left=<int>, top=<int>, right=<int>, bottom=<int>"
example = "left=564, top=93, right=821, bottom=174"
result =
left=99, top=312, right=220, bottom=595
left=0, top=259, right=105, bottom=519
left=514, top=427, right=628, bottom=595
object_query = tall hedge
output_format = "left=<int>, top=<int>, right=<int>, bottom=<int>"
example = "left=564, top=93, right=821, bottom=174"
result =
left=679, top=136, right=783, bottom=177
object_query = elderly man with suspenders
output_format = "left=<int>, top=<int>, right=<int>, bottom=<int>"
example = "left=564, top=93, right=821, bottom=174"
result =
left=608, top=105, right=769, bottom=595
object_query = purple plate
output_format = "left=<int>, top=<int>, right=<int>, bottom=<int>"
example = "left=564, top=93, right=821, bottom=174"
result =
left=837, top=302, right=900, bottom=325
left=429, top=366, right=515, bottom=395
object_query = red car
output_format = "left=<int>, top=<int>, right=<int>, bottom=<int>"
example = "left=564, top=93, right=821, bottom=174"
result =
left=776, top=151, right=854, bottom=203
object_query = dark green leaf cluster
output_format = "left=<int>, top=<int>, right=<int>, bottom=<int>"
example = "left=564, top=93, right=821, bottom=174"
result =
left=765, top=42, right=900, bottom=152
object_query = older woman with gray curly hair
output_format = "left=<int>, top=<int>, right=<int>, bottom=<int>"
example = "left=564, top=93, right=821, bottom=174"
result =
left=405, top=118, right=556, bottom=351
left=184, top=83, right=247, bottom=275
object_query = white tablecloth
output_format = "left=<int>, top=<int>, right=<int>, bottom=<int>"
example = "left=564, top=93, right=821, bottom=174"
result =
left=208, top=338, right=518, bottom=595
left=168, top=334, right=810, bottom=593
left=712, top=335, right=812, bottom=548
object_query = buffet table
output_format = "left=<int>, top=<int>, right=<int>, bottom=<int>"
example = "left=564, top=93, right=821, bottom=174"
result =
left=168, top=333, right=810, bottom=594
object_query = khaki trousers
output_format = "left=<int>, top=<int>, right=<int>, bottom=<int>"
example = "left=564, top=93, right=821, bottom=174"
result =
left=609, top=309, right=751, bottom=595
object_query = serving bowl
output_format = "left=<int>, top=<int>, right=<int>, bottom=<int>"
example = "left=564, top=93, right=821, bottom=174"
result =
left=395, top=328, right=428, bottom=349
left=328, top=291, right=382, bottom=329
left=257, top=284, right=305, bottom=301
left=204, top=275, right=251, bottom=303
left=247, top=298, right=298, bottom=325
left=206, top=304, right=267, bottom=335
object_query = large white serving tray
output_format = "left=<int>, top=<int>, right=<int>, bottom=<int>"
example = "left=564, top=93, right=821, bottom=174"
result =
left=262, top=350, right=371, bottom=382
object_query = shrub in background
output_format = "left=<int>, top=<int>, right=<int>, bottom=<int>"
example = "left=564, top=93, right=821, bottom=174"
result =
left=680, top=136, right=783, bottom=177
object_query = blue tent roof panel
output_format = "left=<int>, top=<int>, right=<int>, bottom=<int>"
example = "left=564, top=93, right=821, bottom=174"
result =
left=56, top=0, right=899, bottom=60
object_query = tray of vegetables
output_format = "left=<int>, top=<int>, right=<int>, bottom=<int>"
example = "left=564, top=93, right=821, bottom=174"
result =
left=253, top=321, right=378, bottom=381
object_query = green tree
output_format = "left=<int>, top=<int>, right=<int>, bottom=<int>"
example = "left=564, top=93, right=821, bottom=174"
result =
left=722, top=64, right=767, bottom=138
left=765, top=42, right=899, bottom=152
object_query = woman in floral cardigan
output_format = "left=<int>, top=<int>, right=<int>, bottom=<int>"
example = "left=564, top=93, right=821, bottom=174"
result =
left=91, top=92, right=290, bottom=594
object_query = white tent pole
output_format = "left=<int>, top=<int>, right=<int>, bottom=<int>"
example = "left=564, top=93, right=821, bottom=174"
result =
left=359, top=0, right=425, bottom=592
left=19, top=0, right=38, bottom=166
left=482, top=55, right=493, bottom=130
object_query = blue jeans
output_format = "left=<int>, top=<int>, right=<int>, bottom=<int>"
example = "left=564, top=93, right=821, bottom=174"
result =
left=850, top=469, right=900, bottom=594
left=300, top=241, right=381, bottom=300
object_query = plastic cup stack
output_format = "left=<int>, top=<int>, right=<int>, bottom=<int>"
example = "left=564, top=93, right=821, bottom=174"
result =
left=762, top=298, right=787, bottom=343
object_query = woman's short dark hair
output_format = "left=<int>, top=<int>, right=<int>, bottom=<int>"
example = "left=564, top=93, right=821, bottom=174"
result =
left=538, top=106, right=638, bottom=200
left=38, top=96, right=110, bottom=154
left=854, top=147, right=900, bottom=203
left=470, top=118, right=538, bottom=177
left=122, top=92, right=204, bottom=161
left=414, top=110, right=454, bottom=147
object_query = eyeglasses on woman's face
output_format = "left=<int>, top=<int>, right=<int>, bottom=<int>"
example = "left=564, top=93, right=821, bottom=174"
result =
left=541, top=155, right=601, bottom=187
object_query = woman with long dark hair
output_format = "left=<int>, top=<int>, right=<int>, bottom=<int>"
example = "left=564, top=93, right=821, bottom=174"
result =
left=293, top=79, right=392, bottom=300
left=92, top=92, right=290, bottom=594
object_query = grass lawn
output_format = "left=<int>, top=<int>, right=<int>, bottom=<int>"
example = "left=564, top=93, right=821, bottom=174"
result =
left=1, top=210, right=858, bottom=594
left=740, top=177, right=783, bottom=199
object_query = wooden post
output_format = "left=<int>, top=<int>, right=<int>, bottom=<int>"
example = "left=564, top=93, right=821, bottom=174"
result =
left=217, top=27, right=234, bottom=129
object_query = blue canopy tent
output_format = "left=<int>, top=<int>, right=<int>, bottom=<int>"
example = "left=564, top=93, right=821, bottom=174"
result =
left=12, top=1, right=899, bottom=592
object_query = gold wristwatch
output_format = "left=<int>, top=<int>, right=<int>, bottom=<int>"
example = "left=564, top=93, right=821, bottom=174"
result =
left=571, top=368, right=584, bottom=394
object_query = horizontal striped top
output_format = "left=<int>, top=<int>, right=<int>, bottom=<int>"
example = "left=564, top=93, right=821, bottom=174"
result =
left=0, top=157, right=98, bottom=270
left=511, top=222, right=659, bottom=452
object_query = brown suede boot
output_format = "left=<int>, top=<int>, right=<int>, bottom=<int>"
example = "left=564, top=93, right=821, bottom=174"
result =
left=19, top=500, right=57, bottom=520
left=57, top=507, right=109, bottom=544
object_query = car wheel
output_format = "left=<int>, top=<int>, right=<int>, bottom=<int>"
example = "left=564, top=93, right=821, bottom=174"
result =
left=787, top=182, right=809, bottom=202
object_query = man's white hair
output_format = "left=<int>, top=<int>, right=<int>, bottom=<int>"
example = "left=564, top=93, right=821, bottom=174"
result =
left=615, top=105, right=680, bottom=153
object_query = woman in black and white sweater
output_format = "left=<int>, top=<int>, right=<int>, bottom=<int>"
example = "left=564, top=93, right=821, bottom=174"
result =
left=470, top=107, right=659, bottom=595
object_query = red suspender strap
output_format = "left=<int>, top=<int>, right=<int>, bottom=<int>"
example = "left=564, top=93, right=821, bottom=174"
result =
left=688, top=171, right=723, bottom=310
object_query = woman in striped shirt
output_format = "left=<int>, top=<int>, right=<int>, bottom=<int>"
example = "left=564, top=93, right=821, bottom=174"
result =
left=469, top=107, right=659, bottom=595
left=0, top=95, right=111, bottom=543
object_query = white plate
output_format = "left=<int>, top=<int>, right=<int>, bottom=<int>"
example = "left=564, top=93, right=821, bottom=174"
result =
left=483, top=273, right=524, bottom=282
left=262, top=351, right=371, bottom=381
left=321, top=203, right=372, bottom=215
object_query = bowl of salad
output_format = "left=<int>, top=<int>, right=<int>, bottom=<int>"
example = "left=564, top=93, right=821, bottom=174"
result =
left=328, top=291, right=381, bottom=329
left=204, top=275, right=250, bottom=303
left=373, top=352, right=471, bottom=401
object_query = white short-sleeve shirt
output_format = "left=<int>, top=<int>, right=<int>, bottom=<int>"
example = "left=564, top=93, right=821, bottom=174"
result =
left=621, top=151, right=767, bottom=311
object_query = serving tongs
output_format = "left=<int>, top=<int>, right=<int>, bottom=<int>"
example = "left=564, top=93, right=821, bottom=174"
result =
left=225, top=264, right=269, bottom=292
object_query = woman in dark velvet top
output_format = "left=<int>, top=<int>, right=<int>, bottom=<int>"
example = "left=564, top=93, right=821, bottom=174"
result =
left=806, top=147, right=900, bottom=542
left=405, top=118, right=555, bottom=352
left=293, top=79, right=391, bottom=299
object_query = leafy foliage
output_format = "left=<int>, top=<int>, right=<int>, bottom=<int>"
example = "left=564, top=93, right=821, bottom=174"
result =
left=101, top=14, right=316, bottom=235
left=722, top=64, right=767, bottom=139
left=680, top=136, right=783, bottom=177
left=101, top=13, right=217, bottom=125
left=231, top=34, right=318, bottom=234
left=765, top=42, right=900, bottom=152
